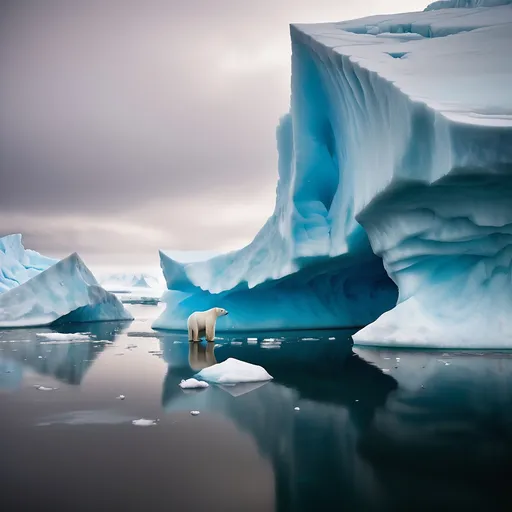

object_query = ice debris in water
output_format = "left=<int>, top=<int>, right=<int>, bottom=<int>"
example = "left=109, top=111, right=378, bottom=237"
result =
left=117, top=395, right=125, bottom=400
left=190, top=411, right=200, bottom=416
left=36, top=333, right=91, bottom=342
left=294, top=407, right=300, bottom=411
left=132, top=418, right=158, bottom=427
left=179, top=378, right=209, bottom=389
left=34, top=385, right=57, bottom=391
left=194, top=358, right=273, bottom=384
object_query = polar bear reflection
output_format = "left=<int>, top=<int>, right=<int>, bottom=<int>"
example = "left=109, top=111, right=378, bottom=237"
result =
left=188, top=341, right=217, bottom=371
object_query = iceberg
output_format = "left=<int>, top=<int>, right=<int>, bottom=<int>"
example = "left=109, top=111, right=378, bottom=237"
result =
left=0, top=252, right=133, bottom=327
left=194, top=358, right=273, bottom=384
left=154, top=1, right=512, bottom=347
left=98, top=272, right=163, bottom=292
left=0, top=234, right=57, bottom=292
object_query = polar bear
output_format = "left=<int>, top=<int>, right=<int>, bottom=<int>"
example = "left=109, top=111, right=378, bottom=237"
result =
left=187, top=307, right=228, bottom=342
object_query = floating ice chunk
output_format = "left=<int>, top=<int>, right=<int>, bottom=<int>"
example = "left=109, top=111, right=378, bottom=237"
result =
left=179, top=378, right=209, bottom=389
left=194, top=358, right=273, bottom=384
left=328, top=337, right=336, bottom=341
left=117, top=395, right=125, bottom=400
left=190, top=410, right=200, bottom=416
left=36, top=333, right=91, bottom=342
left=294, top=407, right=300, bottom=411
left=34, top=385, right=57, bottom=391
left=132, top=418, right=158, bottom=427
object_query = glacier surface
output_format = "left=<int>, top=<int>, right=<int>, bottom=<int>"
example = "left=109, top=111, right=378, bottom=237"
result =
left=0, top=250, right=133, bottom=327
left=154, top=1, right=512, bottom=347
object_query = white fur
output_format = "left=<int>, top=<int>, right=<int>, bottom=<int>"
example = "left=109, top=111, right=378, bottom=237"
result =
left=187, top=307, right=228, bottom=342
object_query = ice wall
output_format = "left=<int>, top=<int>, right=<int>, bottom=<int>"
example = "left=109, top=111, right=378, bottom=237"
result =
left=155, top=3, right=512, bottom=346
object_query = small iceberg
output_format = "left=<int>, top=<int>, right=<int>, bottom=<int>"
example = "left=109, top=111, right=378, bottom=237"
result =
left=179, top=378, right=209, bottom=389
left=132, top=418, right=158, bottom=427
left=34, top=385, right=58, bottom=391
left=194, top=358, right=273, bottom=384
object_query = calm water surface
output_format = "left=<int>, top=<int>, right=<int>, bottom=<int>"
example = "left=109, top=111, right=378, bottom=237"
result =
left=1, top=304, right=512, bottom=511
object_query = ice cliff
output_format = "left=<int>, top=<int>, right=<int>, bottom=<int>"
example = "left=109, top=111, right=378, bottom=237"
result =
left=0, top=235, right=133, bottom=327
left=154, top=1, right=512, bottom=347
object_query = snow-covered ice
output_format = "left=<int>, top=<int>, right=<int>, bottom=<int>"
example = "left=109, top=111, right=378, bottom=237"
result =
left=153, top=1, right=512, bottom=348
left=194, top=358, right=273, bottom=384
left=179, top=378, right=209, bottom=389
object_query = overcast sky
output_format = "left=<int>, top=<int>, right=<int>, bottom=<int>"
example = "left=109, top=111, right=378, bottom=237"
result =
left=0, top=0, right=427, bottom=266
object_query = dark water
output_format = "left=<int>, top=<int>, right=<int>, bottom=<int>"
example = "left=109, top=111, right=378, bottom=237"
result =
left=1, top=304, right=512, bottom=512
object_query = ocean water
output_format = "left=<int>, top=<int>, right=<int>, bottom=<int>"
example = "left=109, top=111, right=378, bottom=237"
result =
left=1, top=304, right=512, bottom=511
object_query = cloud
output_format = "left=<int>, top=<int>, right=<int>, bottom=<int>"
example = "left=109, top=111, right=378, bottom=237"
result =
left=0, top=0, right=427, bottom=263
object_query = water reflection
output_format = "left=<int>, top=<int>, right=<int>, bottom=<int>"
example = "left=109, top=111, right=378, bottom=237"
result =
left=160, top=333, right=512, bottom=510
left=188, top=340, right=217, bottom=370
left=355, top=348, right=512, bottom=511
left=0, top=320, right=131, bottom=387
left=161, top=333, right=397, bottom=510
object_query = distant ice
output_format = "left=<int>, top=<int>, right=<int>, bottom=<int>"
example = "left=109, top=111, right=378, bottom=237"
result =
left=36, top=333, right=91, bottom=342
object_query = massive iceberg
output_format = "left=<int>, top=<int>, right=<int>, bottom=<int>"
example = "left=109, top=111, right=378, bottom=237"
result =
left=154, top=1, right=512, bottom=347
left=0, top=235, right=133, bottom=327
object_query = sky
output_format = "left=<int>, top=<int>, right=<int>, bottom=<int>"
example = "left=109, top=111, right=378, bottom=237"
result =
left=0, top=0, right=427, bottom=267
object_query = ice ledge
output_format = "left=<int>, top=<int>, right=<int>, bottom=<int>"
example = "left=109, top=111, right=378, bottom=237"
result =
left=292, top=3, right=512, bottom=127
